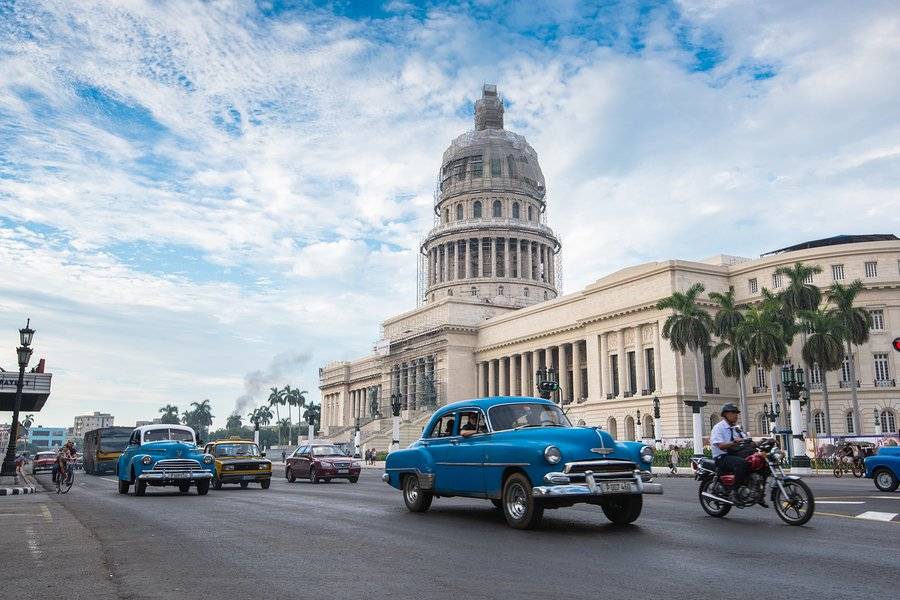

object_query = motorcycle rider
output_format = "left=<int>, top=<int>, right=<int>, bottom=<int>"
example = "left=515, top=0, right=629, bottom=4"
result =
left=710, top=403, right=750, bottom=497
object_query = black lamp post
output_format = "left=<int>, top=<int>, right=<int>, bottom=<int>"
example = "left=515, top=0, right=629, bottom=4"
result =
left=652, top=396, right=662, bottom=449
left=781, top=364, right=811, bottom=469
left=763, top=401, right=780, bottom=431
left=535, top=366, right=559, bottom=401
left=636, top=409, right=641, bottom=426
left=1, top=319, right=34, bottom=477
left=390, top=392, right=402, bottom=450
left=874, top=408, right=883, bottom=436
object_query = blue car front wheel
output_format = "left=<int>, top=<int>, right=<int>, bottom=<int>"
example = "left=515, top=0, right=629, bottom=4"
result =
left=874, top=469, right=898, bottom=492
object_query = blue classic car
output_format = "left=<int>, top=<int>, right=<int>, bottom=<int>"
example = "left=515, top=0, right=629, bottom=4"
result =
left=383, top=397, right=662, bottom=529
left=864, top=446, right=900, bottom=492
left=116, top=425, right=215, bottom=496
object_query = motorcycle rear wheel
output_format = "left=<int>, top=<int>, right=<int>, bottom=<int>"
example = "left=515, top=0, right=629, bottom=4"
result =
left=698, top=479, right=732, bottom=518
left=773, top=479, right=814, bottom=526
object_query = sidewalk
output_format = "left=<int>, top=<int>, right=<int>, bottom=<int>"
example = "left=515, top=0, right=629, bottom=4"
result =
left=0, top=472, right=38, bottom=496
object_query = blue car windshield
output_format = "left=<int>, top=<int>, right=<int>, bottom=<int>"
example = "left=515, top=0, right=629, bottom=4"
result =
left=489, top=403, right=571, bottom=432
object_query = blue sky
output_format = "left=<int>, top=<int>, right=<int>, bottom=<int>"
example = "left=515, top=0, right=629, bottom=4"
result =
left=1, top=0, right=898, bottom=429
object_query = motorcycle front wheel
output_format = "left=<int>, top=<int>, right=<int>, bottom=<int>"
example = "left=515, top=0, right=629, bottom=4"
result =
left=698, top=478, right=732, bottom=518
left=773, top=479, right=814, bottom=526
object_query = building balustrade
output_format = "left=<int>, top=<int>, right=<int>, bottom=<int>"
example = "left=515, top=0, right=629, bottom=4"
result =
left=874, top=379, right=896, bottom=388
left=838, top=380, right=861, bottom=389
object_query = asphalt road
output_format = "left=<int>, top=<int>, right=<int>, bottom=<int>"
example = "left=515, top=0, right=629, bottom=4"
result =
left=2, top=469, right=897, bottom=600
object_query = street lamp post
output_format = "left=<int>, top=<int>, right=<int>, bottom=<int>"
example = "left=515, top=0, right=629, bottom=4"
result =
left=389, top=392, right=402, bottom=453
left=535, top=367, right=560, bottom=401
left=307, top=411, right=315, bottom=443
left=874, top=408, right=883, bottom=437
left=353, top=417, right=361, bottom=459
left=652, top=396, right=662, bottom=450
left=1, top=319, right=34, bottom=477
left=763, top=401, right=780, bottom=436
left=781, top=365, right=811, bottom=473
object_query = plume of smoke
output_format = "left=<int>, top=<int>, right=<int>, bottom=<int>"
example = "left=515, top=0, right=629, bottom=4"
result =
left=233, top=352, right=311, bottom=417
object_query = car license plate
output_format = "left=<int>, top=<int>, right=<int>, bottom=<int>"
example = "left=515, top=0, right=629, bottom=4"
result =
left=337, top=469, right=348, bottom=474
left=601, top=481, right=631, bottom=493
left=242, top=475, right=255, bottom=480
left=174, top=473, right=189, bottom=479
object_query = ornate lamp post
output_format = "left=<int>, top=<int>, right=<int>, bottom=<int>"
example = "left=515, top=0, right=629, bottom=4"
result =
left=874, top=408, right=883, bottom=437
left=781, top=365, right=811, bottom=472
left=763, top=401, right=780, bottom=435
left=389, top=392, right=402, bottom=453
left=1, top=319, right=34, bottom=477
left=652, top=396, right=662, bottom=450
left=352, top=417, right=361, bottom=459
left=535, top=367, right=559, bottom=401
left=635, top=409, right=642, bottom=441
left=306, top=408, right=315, bottom=443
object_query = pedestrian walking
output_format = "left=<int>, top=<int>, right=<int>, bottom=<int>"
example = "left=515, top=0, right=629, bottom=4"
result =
left=15, top=453, right=26, bottom=476
left=281, top=449, right=287, bottom=463
left=668, top=445, right=679, bottom=476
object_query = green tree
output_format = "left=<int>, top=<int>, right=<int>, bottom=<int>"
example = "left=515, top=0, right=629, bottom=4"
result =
left=800, top=309, right=846, bottom=438
left=826, top=280, right=871, bottom=433
left=190, top=399, right=214, bottom=439
left=656, top=282, right=713, bottom=454
left=303, top=402, right=321, bottom=432
left=225, top=414, right=243, bottom=431
left=267, top=387, right=285, bottom=445
left=736, top=302, right=787, bottom=429
left=709, top=287, right=751, bottom=430
left=159, top=404, right=180, bottom=425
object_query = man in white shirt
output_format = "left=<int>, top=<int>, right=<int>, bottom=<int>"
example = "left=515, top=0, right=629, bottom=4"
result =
left=710, top=403, right=750, bottom=492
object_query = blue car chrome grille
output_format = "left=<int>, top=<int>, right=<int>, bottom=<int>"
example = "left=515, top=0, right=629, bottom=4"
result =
left=146, top=459, right=202, bottom=472
left=564, top=460, right=635, bottom=475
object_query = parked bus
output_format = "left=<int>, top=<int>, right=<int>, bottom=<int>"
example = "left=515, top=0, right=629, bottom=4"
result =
left=83, top=426, right=132, bottom=475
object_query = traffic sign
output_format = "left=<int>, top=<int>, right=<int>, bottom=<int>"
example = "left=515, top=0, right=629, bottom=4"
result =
left=894, top=337, right=900, bottom=352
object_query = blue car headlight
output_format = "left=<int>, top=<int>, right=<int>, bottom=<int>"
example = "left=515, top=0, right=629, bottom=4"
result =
left=140, top=455, right=153, bottom=466
left=640, top=446, right=654, bottom=464
left=202, top=454, right=214, bottom=465
left=544, top=446, right=562, bottom=465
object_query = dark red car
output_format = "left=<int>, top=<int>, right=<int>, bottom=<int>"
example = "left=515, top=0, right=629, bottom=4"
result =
left=285, top=443, right=361, bottom=484
left=31, top=451, right=57, bottom=474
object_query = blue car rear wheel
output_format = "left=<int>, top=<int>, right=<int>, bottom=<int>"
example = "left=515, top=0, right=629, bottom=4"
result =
left=874, top=469, right=898, bottom=492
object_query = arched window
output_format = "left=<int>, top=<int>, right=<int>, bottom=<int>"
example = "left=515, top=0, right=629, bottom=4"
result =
left=607, top=417, right=617, bottom=439
left=470, top=286, right=478, bottom=297
left=512, top=202, right=520, bottom=219
left=758, top=413, right=770, bottom=435
left=507, top=154, right=516, bottom=178
left=456, top=204, right=463, bottom=220
left=473, top=200, right=482, bottom=218
left=498, top=285, right=504, bottom=296
left=846, top=411, right=855, bottom=434
left=492, top=200, right=502, bottom=218
left=523, top=287, right=529, bottom=298
left=881, top=409, right=896, bottom=433
left=813, top=411, right=826, bottom=435
left=642, top=416, right=654, bottom=439
left=444, top=208, right=449, bottom=223
left=527, top=205, right=534, bottom=221
left=624, top=416, right=635, bottom=441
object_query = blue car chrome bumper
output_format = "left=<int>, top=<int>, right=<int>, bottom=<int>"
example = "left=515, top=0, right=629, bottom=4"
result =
left=532, top=469, right=662, bottom=497
left=137, top=470, right=212, bottom=482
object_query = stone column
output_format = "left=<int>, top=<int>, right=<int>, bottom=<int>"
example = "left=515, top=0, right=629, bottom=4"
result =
left=616, top=330, right=625, bottom=397
left=520, top=351, right=530, bottom=396
left=477, top=238, right=484, bottom=278
left=488, top=359, right=497, bottom=396
left=635, top=325, right=645, bottom=394
left=491, top=237, right=497, bottom=278
left=548, top=249, right=554, bottom=286
left=441, top=244, right=448, bottom=282
left=418, top=359, right=427, bottom=407
left=464, top=240, right=471, bottom=279
left=573, top=340, right=583, bottom=403
left=499, top=356, right=508, bottom=396
left=409, top=361, right=418, bottom=410
left=400, top=363, right=408, bottom=410
left=504, top=238, right=511, bottom=279
left=586, top=333, right=600, bottom=401
left=653, top=322, right=663, bottom=392
left=533, top=242, right=539, bottom=280
left=515, top=239, right=522, bottom=279
left=476, top=361, right=483, bottom=398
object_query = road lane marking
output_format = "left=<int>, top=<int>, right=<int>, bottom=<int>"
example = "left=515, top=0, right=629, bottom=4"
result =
left=817, top=501, right=865, bottom=505
left=24, top=525, right=44, bottom=566
left=40, top=504, right=52, bottom=523
left=856, top=511, right=898, bottom=522
left=99, top=478, right=118, bottom=484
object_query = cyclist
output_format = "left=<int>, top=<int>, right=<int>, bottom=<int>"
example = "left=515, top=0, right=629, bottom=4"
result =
left=55, top=440, right=77, bottom=485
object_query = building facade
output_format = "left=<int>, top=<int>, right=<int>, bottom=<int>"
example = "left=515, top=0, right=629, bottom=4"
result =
left=73, top=412, right=114, bottom=440
left=319, top=86, right=900, bottom=450
left=26, top=426, right=67, bottom=450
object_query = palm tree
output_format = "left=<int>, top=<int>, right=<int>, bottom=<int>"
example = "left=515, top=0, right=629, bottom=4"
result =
left=656, top=282, right=713, bottom=454
left=190, top=399, right=214, bottom=439
left=759, top=288, right=797, bottom=426
left=226, top=414, right=243, bottom=431
left=303, top=403, right=321, bottom=432
left=736, top=304, right=787, bottom=432
left=267, top=387, right=285, bottom=445
left=282, top=385, right=294, bottom=442
left=159, top=404, right=180, bottom=425
left=709, top=287, right=750, bottom=430
left=277, top=418, right=292, bottom=443
left=800, top=309, right=846, bottom=438
left=827, top=280, right=871, bottom=434
left=775, top=262, right=823, bottom=315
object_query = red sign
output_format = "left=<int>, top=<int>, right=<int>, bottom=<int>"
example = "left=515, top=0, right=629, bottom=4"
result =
left=894, top=337, right=900, bottom=352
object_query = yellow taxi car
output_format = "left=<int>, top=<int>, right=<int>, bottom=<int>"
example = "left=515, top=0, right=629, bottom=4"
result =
left=203, top=438, right=272, bottom=490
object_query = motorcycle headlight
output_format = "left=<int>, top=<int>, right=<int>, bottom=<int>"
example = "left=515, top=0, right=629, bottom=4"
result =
left=640, top=446, right=654, bottom=464
left=140, top=455, right=152, bottom=466
left=202, top=454, right=213, bottom=464
left=544, top=446, right=562, bottom=465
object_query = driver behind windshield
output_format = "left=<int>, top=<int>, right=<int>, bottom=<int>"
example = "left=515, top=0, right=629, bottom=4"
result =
left=460, top=413, right=478, bottom=437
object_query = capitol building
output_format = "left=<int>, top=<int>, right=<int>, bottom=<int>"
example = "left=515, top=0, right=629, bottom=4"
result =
left=319, top=85, right=900, bottom=450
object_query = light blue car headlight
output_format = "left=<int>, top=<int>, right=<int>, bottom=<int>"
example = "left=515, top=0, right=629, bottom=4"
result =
left=202, top=454, right=214, bottom=465
left=544, top=446, right=562, bottom=465
left=640, top=446, right=654, bottom=464
left=140, top=455, right=153, bottom=466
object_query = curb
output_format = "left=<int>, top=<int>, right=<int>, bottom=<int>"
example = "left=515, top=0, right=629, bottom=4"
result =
left=0, top=485, right=37, bottom=496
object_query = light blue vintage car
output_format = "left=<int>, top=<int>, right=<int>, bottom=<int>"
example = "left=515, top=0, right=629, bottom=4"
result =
left=864, top=446, right=900, bottom=492
left=383, top=396, right=662, bottom=529
left=116, top=425, right=215, bottom=496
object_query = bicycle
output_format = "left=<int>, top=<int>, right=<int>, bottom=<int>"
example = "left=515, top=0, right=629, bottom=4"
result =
left=56, top=460, right=74, bottom=494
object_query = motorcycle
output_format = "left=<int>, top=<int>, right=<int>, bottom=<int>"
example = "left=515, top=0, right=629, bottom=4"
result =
left=692, top=437, right=815, bottom=526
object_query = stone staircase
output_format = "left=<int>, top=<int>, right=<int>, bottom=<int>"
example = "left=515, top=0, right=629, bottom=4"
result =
left=360, top=413, right=431, bottom=454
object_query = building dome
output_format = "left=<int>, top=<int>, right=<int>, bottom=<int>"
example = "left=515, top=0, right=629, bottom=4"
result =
left=420, top=84, right=560, bottom=306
